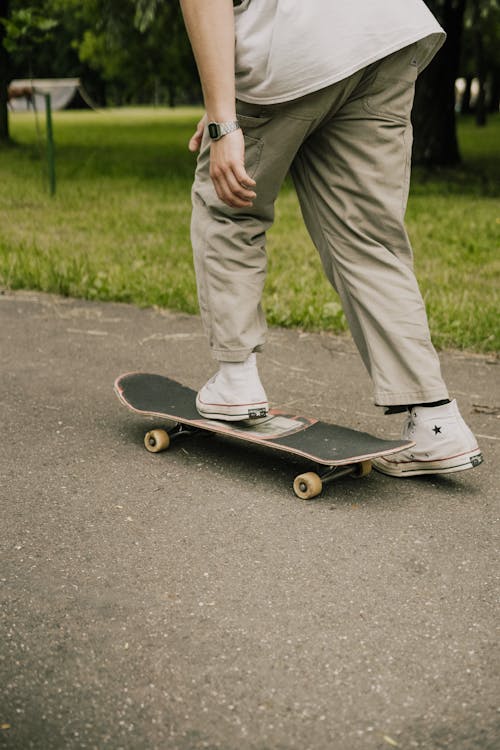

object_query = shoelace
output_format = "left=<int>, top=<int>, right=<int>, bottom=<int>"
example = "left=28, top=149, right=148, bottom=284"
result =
left=404, top=412, right=417, bottom=438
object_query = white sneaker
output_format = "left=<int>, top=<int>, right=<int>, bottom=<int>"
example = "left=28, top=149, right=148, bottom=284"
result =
left=196, top=354, right=269, bottom=421
left=373, top=400, right=483, bottom=477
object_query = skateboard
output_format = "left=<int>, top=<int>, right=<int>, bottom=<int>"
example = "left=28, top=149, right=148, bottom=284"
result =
left=114, top=373, right=414, bottom=500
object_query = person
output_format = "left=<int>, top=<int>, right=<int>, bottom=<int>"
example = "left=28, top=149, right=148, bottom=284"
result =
left=179, top=0, right=482, bottom=477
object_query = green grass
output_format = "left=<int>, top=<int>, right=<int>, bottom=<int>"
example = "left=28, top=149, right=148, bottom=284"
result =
left=0, top=107, right=498, bottom=352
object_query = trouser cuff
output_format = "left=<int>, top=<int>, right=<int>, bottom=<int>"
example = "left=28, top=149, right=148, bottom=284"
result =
left=375, top=387, right=450, bottom=407
left=212, top=344, right=264, bottom=363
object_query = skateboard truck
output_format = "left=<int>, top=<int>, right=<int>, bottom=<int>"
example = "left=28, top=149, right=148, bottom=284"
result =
left=293, top=461, right=372, bottom=500
left=144, top=423, right=199, bottom=452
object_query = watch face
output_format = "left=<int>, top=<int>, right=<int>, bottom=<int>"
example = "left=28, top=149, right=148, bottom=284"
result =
left=208, top=123, right=220, bottom=139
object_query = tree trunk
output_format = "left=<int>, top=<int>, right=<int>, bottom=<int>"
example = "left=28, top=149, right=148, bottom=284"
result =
left=0, top=0, right=11, bottom=143
left=488, top=68, right=500, bottom=114
left=412, top=0, right=466, bottom=166
left=461, top=75, right=473, bottom=114
left=167, top=82, right=176, bottom=107
left=472, top=0, right=487, bottom=126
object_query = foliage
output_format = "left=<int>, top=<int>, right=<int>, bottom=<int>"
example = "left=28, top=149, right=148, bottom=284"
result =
left=1, top=5, right=58, bottom=53
left=4, top=0, right=199, bottom=106
left=461, top=0, right=500, bottom=113
left=134, top=0, right=161, bottom=32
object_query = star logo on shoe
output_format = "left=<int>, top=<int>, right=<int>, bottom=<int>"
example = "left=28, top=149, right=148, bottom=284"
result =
left=433, top=425, right=442, bottom=435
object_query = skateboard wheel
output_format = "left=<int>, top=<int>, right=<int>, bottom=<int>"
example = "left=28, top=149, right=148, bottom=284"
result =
left=293, top=472, right=323, bottom=500
left=352, top=460, right=372, bottom=478
left=144, top=429, right=170, bottom=453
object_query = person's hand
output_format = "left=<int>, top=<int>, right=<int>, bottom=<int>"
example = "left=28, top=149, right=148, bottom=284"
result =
left=188, top=114, right=257, bottom=208
left=209, top=128, right=256, bottom=208
left=188, top=114, right=207, bottom=153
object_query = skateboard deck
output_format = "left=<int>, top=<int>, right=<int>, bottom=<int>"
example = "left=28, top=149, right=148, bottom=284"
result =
left=114, top=372, right=414, bottom=499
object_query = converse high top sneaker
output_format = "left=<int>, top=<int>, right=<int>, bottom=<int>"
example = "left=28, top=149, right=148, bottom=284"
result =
left=373, top=400, right=482, bottom=477
left=196, top=354, right=269, bottom=421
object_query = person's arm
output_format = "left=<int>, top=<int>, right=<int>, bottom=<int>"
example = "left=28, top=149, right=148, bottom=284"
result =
left=180, top=0, right=256, bottom=208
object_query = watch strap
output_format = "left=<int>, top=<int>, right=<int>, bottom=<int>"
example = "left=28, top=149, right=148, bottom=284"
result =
left=208, top=120, right=241, bottom=140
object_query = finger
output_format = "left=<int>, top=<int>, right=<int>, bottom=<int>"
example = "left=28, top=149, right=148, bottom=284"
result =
left=188, top=125, right=204, bottom=152
left=211, top=163, right=256, bottom=206
left=188, top=117, right=206, bottom=152
left=188, top=132, right=202, bottom=152
left=210, top=160, right=257, bottom=205
left=213, top=172, right=255, bottom=208
left=232, top=164, right=256, bottom=190
left=223, top=168, right=257, bottom=202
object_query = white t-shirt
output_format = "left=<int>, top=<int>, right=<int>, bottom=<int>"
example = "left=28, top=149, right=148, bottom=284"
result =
left=234, top=0, right=445, bottom=104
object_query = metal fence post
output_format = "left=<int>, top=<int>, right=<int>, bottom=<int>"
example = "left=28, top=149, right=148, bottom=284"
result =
left=44, top=93, right=56, bottom=196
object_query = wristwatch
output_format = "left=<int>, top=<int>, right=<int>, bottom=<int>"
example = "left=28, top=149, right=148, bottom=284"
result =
left=207, top=120, right=241, bottom=141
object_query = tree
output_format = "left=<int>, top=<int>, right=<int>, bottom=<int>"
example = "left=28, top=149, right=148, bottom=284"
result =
left=59, top=0, right=198, bottom=106
left=0, top=0, right=199, bottom=141
left=412, top=0, right=467, bottom=166
left=0, top=2, right=58, bottom=144
left=0, top=0, right=11, bottom=142
left=460, top=0, right=500, bottom=122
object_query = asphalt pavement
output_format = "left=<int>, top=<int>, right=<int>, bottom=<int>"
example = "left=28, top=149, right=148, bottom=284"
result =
left=1, top=290, right=499, bottom=750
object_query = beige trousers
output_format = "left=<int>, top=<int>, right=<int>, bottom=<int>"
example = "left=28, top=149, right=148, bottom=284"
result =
left=191, top=43, right=449, bottom=406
